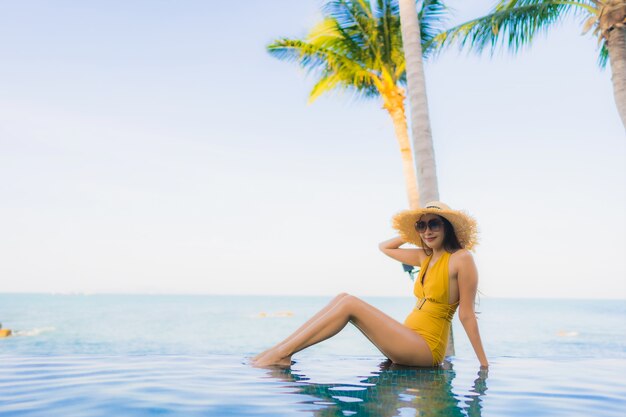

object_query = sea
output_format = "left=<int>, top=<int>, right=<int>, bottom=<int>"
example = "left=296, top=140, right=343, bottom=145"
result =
left=0, top=294, right=625, bottom=416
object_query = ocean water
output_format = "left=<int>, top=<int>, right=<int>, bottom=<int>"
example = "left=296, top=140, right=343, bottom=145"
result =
left=1, top=294, right=625, bottom=416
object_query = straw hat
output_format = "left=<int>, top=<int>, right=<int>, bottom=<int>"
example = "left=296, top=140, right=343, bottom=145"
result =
left=392, top=201, right=478, bottom=250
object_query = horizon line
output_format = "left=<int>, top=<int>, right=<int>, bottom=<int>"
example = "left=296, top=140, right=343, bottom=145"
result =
left=0, top=291, right=624, bottom=301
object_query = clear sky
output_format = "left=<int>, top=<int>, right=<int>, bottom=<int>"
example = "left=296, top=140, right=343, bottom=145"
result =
left=1, top=1, right=624, bottom=299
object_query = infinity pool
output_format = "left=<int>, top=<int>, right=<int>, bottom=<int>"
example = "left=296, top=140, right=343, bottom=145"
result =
left=1, top=294, right=624, bottom=416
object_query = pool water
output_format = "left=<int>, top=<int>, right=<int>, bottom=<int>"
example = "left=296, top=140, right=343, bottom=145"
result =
left=0, top=295, right=625, bottom=416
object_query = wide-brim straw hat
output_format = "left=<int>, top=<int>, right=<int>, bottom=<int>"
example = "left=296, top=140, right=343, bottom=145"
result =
left=392, top=201, right=478, bottom=250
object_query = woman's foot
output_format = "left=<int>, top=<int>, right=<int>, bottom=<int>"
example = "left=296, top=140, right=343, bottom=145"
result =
left=251, top=342, right=284, bottom=362
left=251, top=347, right=292, bottom=368
left=251, top=348, right=271, bottom=362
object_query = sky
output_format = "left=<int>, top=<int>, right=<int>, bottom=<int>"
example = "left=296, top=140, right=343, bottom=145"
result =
left=0, top=0, right=624, bottom=299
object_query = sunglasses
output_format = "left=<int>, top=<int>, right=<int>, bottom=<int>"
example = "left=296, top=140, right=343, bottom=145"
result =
left=415, top=218, right=444, bottom=233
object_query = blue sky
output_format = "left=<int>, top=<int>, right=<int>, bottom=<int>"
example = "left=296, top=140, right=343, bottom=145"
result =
left=1, top=0, right=624, bottom=299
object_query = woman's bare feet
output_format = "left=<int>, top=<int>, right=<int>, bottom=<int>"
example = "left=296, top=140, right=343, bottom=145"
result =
left=251, top=349, right=271, bottom=362
left=251, top=346, right=292, bottom=368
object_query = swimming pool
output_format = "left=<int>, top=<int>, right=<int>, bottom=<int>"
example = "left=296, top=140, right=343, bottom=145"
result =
left=1, top=295, right=625, bottom=416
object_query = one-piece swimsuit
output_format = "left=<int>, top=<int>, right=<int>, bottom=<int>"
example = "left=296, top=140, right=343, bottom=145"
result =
left=403, top=251, right=458, bottom=365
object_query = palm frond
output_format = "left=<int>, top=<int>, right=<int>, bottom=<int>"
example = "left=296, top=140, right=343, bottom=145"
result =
left=426, top=0, right=591, bottom=56
left=323, top=0, right=380, bottom=59
left=306, top=17, right=367, bottom=65
left=597, top=38, right=609, bottom=68
left=393, top=59, right=406, bottom=81
left=309, top=70, right=378, bottom=103
left=268, top=37, right=379, bottom=100
left=419, top=0, right=449, bottom=49
left=267, top=0, right=453, bottom=102
left=306, top=17, right=343, bottom=44
left=267, top=38, right=367, bottom=77
left=376, top=0, right=395, bottom=66
left=374, top=0, right=404, bottom=83
left=373, top=0, right=399, bottom=19
left=309, top=73, right=345, bottom=103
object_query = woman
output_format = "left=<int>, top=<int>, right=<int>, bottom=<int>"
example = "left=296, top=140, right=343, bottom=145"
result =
left=251, top=201, right=488, bottom=368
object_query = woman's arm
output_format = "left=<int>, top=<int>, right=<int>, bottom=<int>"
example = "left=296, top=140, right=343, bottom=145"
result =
left=378, top=236, right=425, bottom=266
left=455, top=250, right=489, bottom=368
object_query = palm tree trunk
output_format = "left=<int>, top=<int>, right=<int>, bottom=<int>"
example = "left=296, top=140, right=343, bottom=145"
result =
left=398, top=0, right=453, bottom=357
left=398, top=0, right=440, bottom=205
left=607, top=25, right=626, bottom=129
left=381, top=88, right=420, bottom=210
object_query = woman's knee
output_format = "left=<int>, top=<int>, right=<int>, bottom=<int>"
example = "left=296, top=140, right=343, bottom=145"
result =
left=331, top=292, right=350, bottom=304
left=337, top=294, right=361, bottom=315
left=325, top=293, right=350, bottom=310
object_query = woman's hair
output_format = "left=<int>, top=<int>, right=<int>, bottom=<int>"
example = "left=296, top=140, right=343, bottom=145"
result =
left=420, top=215, right=463, bottom=255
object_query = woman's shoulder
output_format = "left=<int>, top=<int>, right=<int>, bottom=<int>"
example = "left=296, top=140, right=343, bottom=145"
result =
left=448, top=249, right=475, bottom=267
left=449, top=248, right=472, bottom=258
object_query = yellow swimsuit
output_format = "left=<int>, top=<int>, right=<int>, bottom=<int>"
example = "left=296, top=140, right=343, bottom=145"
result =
left=403, top=251, right=458, bottom=365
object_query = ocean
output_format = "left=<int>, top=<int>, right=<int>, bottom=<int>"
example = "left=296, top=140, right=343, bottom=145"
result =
left=1, top=294, right=625, bottom=416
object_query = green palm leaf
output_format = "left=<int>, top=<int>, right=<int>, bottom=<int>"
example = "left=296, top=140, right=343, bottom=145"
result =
left=419, top=0, right=449, bottom=51
left=425, top=0, right=594, bottom=56
left=268, top=0, right=451, bottom=102
left=598, top=40, right=609, bottom=67
left=268, top=38, right=370, bottom=80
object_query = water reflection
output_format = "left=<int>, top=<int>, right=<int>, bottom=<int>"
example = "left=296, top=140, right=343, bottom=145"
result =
left=267, top=360, right=488, bottom=417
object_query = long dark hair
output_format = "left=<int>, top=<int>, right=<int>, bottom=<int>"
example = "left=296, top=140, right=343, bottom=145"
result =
left=420, top=215, right=462, bottom=256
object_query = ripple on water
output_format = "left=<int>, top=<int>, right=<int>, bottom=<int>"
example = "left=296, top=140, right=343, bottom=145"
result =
left=0, top=355, right=625, bottom=417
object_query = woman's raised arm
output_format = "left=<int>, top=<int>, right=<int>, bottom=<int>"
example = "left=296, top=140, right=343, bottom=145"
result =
left=378, top=236, right=426, bottom=266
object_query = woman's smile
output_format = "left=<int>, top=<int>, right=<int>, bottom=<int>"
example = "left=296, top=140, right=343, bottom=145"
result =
left=423, top=235, right=442, bottom=248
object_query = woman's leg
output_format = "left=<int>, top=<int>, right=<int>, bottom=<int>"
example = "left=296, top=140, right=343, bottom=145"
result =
left=252, top=294, right=434, bottom=367
left=252, top=293, right=349, bottom=361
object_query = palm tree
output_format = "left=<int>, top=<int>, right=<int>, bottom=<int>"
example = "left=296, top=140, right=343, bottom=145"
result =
left=426, top=0, right=626, bottom=129
left=267, top=0, right=448, bottom=209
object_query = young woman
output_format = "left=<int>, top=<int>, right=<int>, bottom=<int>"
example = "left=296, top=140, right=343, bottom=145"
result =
left=251, top=202, right=488, bottom=368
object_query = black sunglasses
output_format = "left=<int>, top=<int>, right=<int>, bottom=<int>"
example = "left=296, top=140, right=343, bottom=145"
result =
left=415, top=218, right=444, bottom=233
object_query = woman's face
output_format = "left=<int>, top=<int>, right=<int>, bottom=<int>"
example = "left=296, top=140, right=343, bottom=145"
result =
left=417, top=214, right=445, bottom=250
